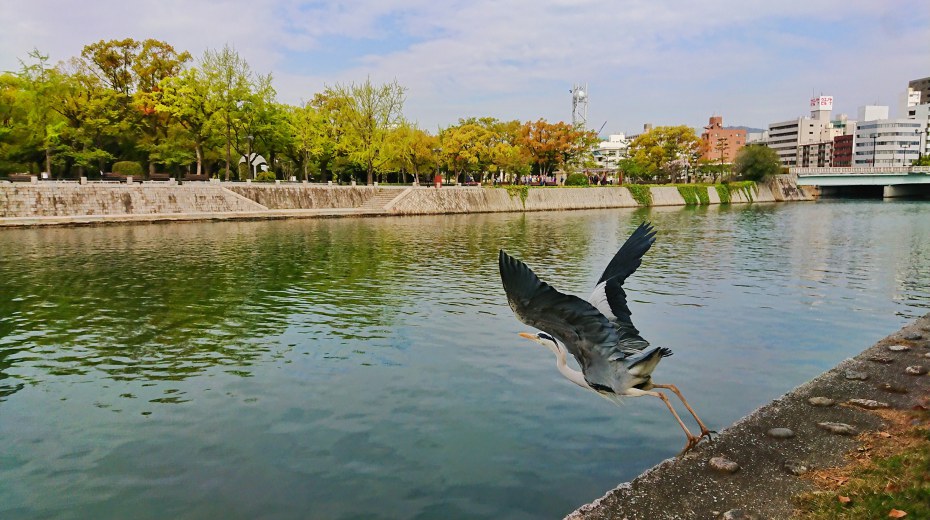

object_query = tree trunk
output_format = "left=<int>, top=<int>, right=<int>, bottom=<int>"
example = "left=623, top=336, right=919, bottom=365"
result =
left=224, top=126, right=231, bottom=181
left=195, top=142, right=204, bottom=176
left=44, top=147, right=52, bottom=177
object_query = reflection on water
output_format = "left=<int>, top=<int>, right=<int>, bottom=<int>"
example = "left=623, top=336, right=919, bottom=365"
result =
left=1, top=200, right=929, bottom=519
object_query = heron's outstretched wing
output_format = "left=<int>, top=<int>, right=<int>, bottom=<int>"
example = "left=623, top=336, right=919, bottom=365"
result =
left=499, top=250, right=631, bottom=390
left=587, top=222, right=656, bottom=352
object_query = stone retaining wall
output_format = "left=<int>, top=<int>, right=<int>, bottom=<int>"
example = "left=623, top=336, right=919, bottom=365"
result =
left=387, top=180, right=812, bottom=215
left=0, top=179, right=814, bottom=223
left=0, top=184, right=265, bottom=218
left=224, top=184, right=384, bottom=209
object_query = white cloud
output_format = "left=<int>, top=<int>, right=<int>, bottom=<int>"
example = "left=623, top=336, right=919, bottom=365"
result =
left=1, top=0, right=925, bottom=131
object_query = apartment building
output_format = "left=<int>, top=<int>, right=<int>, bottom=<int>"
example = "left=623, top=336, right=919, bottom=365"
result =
left=700, top=116, right=746, bottom=163
left=592, top=134, right=630, bottom=169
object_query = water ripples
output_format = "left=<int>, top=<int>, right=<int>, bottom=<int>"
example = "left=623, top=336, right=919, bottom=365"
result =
left=1, top=201, right=929, bottom=519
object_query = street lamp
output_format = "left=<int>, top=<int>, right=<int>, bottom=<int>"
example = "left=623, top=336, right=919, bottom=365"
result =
left=870, top=133, right=878, bottom=166
left=247, top=135, right=254, bottom=179
left=432, top=148, right=441, bottom=188
left=917, top=128, right=925, bottom=163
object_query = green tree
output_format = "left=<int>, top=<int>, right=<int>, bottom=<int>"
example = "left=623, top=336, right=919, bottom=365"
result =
left=384, top=122, right=437, bottom=184
left=201, top=45, right=254, bottom=180
left=12, top=49, right=65, bottom=175
left=617, top=157, right=649, bottom=183
left=439, top=121, right=496, bottom=183
left=48, top=58, right=117, bottom=176
left=733, top=144, right=781, bottom=181
left=157, top=65, right=216, bottom=176
left=284, top=102, right=326, bottom=181
left=132, top=39, right=191, bottom=175
left=327, top=77, right=406, bottom=185
left=627, top=125, right=704, bottom=183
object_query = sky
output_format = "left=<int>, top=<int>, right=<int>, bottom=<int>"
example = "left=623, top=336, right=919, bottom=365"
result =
left=1, top=0, right=927, bottom=135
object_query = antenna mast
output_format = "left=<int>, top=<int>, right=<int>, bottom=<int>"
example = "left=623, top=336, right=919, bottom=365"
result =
left=571, top=83, right=588, bottom=129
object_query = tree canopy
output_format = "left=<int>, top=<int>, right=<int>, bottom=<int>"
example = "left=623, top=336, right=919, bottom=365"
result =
left=733, top=144, right=781, bottom=181
left=626, top=125, right=705, bottom=183
left=1, top=38, right=715, bottom=186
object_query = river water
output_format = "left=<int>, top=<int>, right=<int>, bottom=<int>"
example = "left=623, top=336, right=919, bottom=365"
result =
left=1, top=200, right=929, bottom=519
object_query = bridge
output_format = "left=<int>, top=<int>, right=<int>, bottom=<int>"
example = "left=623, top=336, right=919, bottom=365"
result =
left=792, top=166, right=930, bottom=198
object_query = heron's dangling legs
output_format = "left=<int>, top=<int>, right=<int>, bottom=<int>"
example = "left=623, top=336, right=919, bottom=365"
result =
left=653, top=383, right=715, bottom=441
left=625, top=388, right=700, bottom=455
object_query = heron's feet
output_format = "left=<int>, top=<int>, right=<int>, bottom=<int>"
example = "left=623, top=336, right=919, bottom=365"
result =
left=677, top=436, right=701, bottom=457
left=699, top=429, right=718, bottom=442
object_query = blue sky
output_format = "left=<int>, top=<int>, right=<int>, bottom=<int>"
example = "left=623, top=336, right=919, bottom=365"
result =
left=1, top=0, right=927, bottom=134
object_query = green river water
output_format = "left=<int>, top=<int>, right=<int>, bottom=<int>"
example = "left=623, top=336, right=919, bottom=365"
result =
left=1, top=200, right=928, bottom=519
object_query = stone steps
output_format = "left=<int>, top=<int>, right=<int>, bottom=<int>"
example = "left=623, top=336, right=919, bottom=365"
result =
left=358, top=189, right=405, bottom=211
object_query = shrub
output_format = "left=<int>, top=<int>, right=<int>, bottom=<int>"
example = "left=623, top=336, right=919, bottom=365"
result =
left=564, top=173, right=589, bottom=186
left=677, top=185, right=709, bottom=205
left=111, top=161, right=144, bottom=177
left=625, top=184, right=652, bottom=206
left=255, top=170, right=276, bottom=182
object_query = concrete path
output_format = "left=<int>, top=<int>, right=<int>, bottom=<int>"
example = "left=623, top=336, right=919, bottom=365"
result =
left=567, top=314, right=930, bottom=520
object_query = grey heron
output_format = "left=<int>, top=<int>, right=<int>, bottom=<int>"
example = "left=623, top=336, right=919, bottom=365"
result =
left=498, top=222, right=713, bottom=454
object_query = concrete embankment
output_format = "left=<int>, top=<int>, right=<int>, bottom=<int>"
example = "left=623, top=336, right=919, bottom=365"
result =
left=567, top=314, right=930, bottom=520
left=0, top=178, right=813, bottom=227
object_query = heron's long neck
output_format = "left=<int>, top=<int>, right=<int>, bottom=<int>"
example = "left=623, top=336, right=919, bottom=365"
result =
left=550, top=341, right=589, bottom=389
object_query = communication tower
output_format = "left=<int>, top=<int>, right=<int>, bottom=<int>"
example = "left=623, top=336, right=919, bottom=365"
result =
left=570, top=83, right=588, bottom=129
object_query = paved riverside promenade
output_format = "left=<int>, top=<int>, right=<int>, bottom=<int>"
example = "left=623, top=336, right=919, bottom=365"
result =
left=566, top=314, right=930, bottom=520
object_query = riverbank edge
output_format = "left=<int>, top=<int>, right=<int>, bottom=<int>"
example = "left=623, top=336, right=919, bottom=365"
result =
left=566, top=314, right=930, bottom=520
left=0, top=178, right=814, bottom=228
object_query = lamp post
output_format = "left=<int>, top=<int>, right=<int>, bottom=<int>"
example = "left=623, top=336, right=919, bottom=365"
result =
left=917, top=128, right=925, bottom=163
left=870, top=133, right=878, bottom=167
left=432, top=148, right=441, bottom=188
left=247, top=135, right=254, bottom=179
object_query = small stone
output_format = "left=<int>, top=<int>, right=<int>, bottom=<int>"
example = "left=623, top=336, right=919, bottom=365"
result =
left=767, top=427, right=795, bottom=439
left=879, top=383, right=909, bottom=394
left=868, top=355, right=894, bottom=364
left=887, top=344, right=910, bottom=352
left=903, top=332, right=923, bottom=341
left=720, top=509, right=756, bottom=520
left=848, top=398, right=889, bottom=409
left=808, top=397, right=835, bottom=407
left=784, top=460, right=810, bottom=476
left=845, top=370, right=869, bottom=381
left=924, top=352, right=930, bottom=359
left=709, top=456, right=740, bottom=474
left=818, top=422, right=857, bottom=435
left=905, top=365, right=927, bottom=376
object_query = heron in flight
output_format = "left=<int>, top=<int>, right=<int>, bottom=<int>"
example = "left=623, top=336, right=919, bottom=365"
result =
left=498, top=222, right=713, bottom=454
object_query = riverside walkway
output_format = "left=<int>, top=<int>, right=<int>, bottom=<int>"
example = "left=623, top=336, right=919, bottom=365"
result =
left=567, top=315, right=930, bottom=520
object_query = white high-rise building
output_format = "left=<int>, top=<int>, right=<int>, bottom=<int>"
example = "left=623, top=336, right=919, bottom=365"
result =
left=854, top=119, right=925, bottom=166
left=765, top=96, right=853, bottom=166
left=858, top=105, right=889, bottom=122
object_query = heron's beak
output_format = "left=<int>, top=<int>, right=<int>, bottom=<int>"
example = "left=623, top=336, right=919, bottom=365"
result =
left=518, top=332, right=536, bottom=341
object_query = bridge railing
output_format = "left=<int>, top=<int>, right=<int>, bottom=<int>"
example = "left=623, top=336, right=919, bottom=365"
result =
left=792, top=166, right=930, bottom=176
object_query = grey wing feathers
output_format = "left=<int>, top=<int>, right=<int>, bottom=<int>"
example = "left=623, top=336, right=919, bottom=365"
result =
left=498, top=250, right=620, bottom=374
left=588, top=222, right=656, bottom=352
